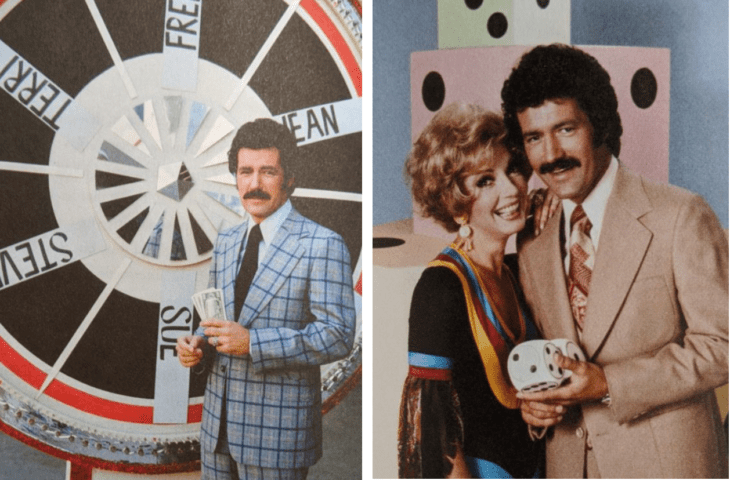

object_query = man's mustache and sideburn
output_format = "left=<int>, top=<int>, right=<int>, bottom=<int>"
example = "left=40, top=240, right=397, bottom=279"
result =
left=244, top=189, right=271, bottom=200
left=538, top=156, right=582, bottom=175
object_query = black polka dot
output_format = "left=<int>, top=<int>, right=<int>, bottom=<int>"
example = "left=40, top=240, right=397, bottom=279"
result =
left=422, top=71, right=445, bottom=112
left=465, top=0, right=483, bottom=10
left=373, top=237, right=405, bottom=248
left=631, top=67, right=658, bottom=109
left=487, top=12, right=508, bottom=38
left=537, top=0, right=550, bottom=8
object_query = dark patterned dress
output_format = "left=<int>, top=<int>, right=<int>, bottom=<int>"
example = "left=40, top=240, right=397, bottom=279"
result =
left=398, top=247, right=542, bottom=478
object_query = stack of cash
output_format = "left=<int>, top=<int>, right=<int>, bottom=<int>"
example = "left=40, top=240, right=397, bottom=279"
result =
left=192, top=288, right=228, bottom=322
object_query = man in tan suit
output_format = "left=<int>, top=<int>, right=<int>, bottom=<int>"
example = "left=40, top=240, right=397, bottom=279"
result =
left=501, top=44, right=728, bottom=478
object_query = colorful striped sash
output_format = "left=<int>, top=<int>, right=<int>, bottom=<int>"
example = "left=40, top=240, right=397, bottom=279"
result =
left=429, top=246, right=538, bottom=409
left=408, top=352, right=453, bottom=381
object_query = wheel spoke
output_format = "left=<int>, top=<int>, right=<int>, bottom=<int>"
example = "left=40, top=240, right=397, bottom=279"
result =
left=36, top=258, right=132, bottom=399
left=193, top=148, right=229, bottom=171
left=0, top=161, right=82, bottom=178
left=98, top=138, right=154, bottom=172
left=192, top=113, right=235, bottom=158
left=84, top=0, right=137, bottom=99
left=94, top=156, right=147, bottom=179
left=292, top=187, right=361, bottom=203
left=155, top=210, right=178, bottom=261
left=175, top=205, right=196, bottom=260
left=172, top=97, right=191, bottom=153
left=187, top=201, right=219, bottom=247
left=133, top=99, right=164, bottom=150
left=224, top=0, right=302, bottom=110
left=130, top=203, right=166, bottom=253
left=106, top=193, right=153, bottom=232
left=159, top=96, right=185, bottom=152
left=184, top=101, right=211, bottom=152
left=95, top=181, right=151, bottom=204
left=110, top=115, right=155, bottom=159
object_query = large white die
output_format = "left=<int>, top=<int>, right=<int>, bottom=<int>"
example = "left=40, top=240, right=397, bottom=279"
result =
left=507, top=339, right=586, bottom=393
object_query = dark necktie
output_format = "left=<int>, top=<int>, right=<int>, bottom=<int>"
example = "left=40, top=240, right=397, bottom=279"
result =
left=567, top=205, right=594, bottom=333
left=234, top=224, right=262, bottom=320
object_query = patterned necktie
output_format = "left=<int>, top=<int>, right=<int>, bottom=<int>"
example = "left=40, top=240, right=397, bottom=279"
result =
left=234, top=224, right=263, bottom=320
left=568, top=205, right=594, bottom=332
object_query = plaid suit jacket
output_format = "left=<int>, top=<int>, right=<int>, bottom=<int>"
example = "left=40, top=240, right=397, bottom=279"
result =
left=199, top=207, right=356, bottom=469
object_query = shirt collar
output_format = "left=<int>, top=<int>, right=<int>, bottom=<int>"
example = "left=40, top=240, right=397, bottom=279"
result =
left=562, top=156, right=619, bottom=248
left=247, top=199, right=292, bottom=245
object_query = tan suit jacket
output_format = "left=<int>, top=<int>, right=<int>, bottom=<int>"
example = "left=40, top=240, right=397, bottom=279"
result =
left=518, top=165, right=728, bottom=478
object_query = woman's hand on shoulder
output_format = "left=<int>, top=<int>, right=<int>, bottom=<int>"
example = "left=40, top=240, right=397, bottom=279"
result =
left=529, top=188, right=560, bottom=236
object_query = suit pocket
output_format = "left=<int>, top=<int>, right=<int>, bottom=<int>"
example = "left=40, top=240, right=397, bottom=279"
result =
left=612, top=275, right=679, bottom=355
left=263, top=371, right=318, bottom=408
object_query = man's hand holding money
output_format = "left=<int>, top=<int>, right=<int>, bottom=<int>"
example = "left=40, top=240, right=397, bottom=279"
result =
left=202, top=319, right=251, bottom=356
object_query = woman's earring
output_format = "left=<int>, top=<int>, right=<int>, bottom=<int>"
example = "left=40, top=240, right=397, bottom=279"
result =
left=454, top=215, right=473, bottom=252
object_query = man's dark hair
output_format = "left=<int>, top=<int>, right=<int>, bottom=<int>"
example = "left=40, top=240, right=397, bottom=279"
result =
left=228, top=118, right=298, bottom=182
left=501, top=43, right=623, bottom=157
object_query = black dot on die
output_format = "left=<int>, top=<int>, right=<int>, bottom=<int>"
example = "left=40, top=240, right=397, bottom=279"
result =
left=530, top=365, right=537, bottom=373
left=487, top=12, right=508, bottom=39
left=549, top=364, right=554, bottom=371
left=631, top=67, right=658, bottom=109
left=537, top=0, right=550, bottom=8
left=422, top=71, right=445, bottom=112
left=465, top=0, right=483, bottom=10
left=512, top=353, right=519, bottom=361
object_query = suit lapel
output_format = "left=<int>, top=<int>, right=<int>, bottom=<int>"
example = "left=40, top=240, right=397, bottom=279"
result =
left=526, top=209, right=579, bottom=343
left=224, top=221, right=249, bottom=323
left=239, top=209, right=307, bottom=327
left=582, top=166, right=653, bottom=359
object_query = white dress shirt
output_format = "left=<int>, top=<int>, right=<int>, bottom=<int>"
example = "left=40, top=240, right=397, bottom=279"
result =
left=562, top=156, right=619, bottom=273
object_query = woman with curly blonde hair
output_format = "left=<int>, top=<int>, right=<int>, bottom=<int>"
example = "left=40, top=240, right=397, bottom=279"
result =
left=398, top=103, right=542, bottom=478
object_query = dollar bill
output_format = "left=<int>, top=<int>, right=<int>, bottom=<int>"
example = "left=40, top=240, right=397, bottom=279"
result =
left=192, top=288, right=227, bottom=322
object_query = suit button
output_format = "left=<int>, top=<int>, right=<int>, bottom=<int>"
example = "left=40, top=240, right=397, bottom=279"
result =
left=576, top=427, right=585, bottom=438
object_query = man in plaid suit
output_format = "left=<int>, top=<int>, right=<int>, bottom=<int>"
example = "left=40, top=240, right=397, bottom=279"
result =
left=177, top=118, right=356, bottom=480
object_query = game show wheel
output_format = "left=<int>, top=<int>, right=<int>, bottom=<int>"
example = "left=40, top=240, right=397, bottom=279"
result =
left=0, top=0, right=361, bottom=472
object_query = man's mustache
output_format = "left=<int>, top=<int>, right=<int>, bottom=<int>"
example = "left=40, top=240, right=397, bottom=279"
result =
left=539, top=157, right=581, bottom=175
left=244, top=189, right=271, bottom=200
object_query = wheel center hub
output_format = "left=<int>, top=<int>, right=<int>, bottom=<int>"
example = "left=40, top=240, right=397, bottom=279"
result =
left=157, top=161, right=194, bottom=202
